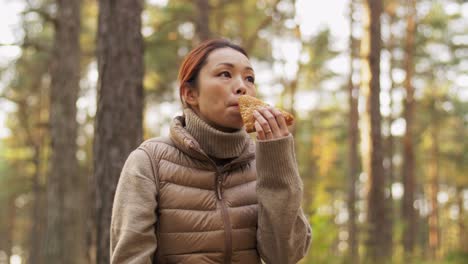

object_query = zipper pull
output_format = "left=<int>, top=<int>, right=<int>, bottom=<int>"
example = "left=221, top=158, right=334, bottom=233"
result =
left=216, top=177, right=223, bottom=200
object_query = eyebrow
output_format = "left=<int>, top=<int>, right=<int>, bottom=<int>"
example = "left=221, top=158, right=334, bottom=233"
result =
left=215, top=62, right=254, bottom=72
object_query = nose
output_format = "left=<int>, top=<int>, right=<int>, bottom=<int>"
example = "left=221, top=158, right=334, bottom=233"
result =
left=234, top=77, right=247, bottom=95
left=235, top=86, right=247, bottom=95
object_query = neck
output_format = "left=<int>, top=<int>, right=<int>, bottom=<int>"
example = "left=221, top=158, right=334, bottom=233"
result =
left=184, top=108, right=248, bottom=159
left=189, top=107, right=238, bottom=133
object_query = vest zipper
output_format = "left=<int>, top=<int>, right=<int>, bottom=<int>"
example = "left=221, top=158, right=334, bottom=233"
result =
left=187, top=142, right=253, bottom=264
left=220, top=199, right=232, bottom=264
left=216, top=177, right=223, bottom=200
left=216, top=172, right=232, bottom=264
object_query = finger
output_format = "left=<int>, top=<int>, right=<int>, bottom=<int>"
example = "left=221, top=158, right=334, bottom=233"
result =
left=253, top=110, right=273, bottom=140
left=255, top=121, right=265, bottom=140
left=271, top=108, right=290, bottom=137
left=258, top=107, right=281, bottom=137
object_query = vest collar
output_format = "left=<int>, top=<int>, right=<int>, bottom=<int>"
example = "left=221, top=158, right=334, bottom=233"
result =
left=169, top=109, right=255, bottom=167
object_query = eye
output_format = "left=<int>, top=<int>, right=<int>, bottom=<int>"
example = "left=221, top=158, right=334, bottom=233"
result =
left=219, top=71, right=231, bottom=78
left=246, top=76, right=255, bottom=83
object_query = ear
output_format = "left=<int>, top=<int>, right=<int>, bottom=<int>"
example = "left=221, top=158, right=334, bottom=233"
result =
left=181, top=83, right=199, bottom=108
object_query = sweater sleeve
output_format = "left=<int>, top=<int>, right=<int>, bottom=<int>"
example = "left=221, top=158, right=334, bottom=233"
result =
left=256, top=134, right=312, bottom=264
left=110, top=148, right=158, bottom=264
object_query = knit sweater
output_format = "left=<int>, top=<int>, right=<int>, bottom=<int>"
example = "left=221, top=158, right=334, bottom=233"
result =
left=110, top=109, right=311, bottom=263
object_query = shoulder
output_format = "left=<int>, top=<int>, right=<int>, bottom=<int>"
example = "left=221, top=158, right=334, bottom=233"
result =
left=136, top=136, right=183, bottom=162
left=140, top=136, right=174, bottom=149
left=137, top=136, right=174, bottom=155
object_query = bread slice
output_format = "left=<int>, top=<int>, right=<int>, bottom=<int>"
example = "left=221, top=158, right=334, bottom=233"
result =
left=238, top=95, right=294, bottom=133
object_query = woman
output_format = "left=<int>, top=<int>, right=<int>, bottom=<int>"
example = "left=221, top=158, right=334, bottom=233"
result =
left=110, top=39, right=311, bottom=264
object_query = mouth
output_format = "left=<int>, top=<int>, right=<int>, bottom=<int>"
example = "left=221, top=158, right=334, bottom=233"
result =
left=227, top=103, right=240, bottom=112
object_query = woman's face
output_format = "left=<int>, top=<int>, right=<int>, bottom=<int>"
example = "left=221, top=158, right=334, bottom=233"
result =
left=184, top=47, right=256, bottom=132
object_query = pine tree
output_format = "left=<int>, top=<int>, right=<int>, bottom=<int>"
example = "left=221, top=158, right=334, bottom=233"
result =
left=94, top=0, right=144, bottom=262
left=45, top=0, right=85, bottom=262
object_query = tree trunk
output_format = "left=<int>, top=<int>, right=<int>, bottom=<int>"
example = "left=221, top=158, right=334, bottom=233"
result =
left=30, top=67, right=49, bottom=264
left=195, top=0, right=212, bottom=42
left=87, top=160, right=97, bottom=264
left=402, top=0, right=417, bottom=257
left=288, top=79, right=298, bottom=136
left=384, top=1, right=397, bottom=257
left=95, top=0, right=144, bottom=262
left=5, top=195, right=16, bottom=262
left=30, top=146, right=45, bottom=264
left=361, top=0, right=391, bottom=261
left=428, top=99, right=441, bottom=260
left=457, top=186, right=467, bottom=253
left=347, top=0, right=359, bottom=262
left=16, top=85, right=47, bottom=264
left=45, top=0, right=85, bottom=263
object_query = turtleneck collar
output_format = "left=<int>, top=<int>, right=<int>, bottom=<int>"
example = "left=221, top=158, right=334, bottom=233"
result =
left=181, top=108, right=249, bottom=159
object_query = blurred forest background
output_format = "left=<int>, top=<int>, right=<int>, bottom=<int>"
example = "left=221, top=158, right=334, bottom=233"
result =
left=0, top=0, right=467, bottom=263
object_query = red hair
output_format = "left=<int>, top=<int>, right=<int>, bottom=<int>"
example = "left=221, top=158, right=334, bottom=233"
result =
left=178, top=39, right=249, bottom=108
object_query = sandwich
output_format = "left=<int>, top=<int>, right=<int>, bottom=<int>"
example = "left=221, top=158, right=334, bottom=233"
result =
left=238, top=95, right=294, bottom=133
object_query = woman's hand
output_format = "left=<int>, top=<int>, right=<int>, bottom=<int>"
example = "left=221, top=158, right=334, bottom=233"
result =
left=253, top=106, right=290, bottom=140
